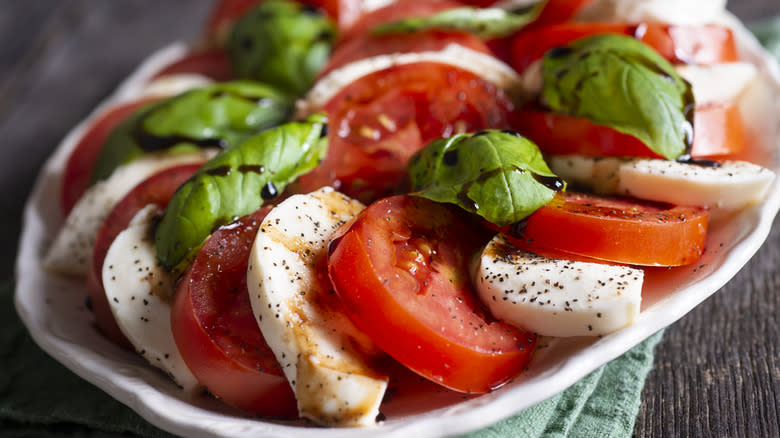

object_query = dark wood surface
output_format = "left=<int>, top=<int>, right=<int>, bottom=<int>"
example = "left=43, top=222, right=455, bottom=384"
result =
left=1, top=1, right=777, bottom=437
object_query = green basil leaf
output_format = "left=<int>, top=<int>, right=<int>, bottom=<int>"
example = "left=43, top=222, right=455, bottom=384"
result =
left=155, top=113, right=329, bottom=269
left=91, top=81, right=293, bottom=183
left=228, top=0, right=336, bottom=97
left=408, top=130, right=564, bottom=226
left=542, top=34, right=694, bottom=160
left=372, top=4, right=544, bottom=40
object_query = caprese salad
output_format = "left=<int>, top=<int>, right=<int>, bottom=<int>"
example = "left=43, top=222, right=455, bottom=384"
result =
left=43, top=0, right=777, bottom=428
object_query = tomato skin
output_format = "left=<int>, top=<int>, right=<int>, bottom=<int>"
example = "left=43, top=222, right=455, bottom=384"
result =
left=172, top=207, right=297, bottom=417
left=61, top=99, right=156, bottom=216
left=512, top=102, right=746, bottom=159
left=501, top=192, right=709, bottom=266
left=87, top=164, right=203, bottom=349
left=153, top=50, right=234, bottom=81
left=300, top=62, right=517, bottom=202
left=328, top=195, right=536, bottom=394
left=511, top=22, right=738, bottom=73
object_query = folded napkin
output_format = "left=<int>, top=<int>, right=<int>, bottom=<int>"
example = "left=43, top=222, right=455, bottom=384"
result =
left=1, top=279, right=661, bottom=438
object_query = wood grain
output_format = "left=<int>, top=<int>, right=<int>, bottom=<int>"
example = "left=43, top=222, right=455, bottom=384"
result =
left=0, top=1, right=777, bottom=437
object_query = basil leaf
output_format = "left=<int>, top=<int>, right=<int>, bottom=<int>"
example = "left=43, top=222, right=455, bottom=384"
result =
left=372, top=4, right=544, bottom=39
left=155, top=113, right=329, bottom=269
left=542, top=34, right=694, bottom=160
left=91, top=81, right=293, bottom=182
left=408, top=130, right=564, bottom=226
left=228, top=0, right=336, bottom=97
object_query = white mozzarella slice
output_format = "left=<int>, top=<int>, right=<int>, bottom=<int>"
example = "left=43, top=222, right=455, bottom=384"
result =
left=675, top=63, right=758, bottom=106
left=102, top=205, right=200, bottom=393
left=247, top=187, right=387, bottom=426
left=575, top=0, right=728, bottom=26
left=548, top=155, right=776, bottom=211
left=475, top=234, right=643, bottom=337
left=44, top=151, right=214, bottom=276
left=138, top=73, right=214, bottom=99
left=297, top=44, right=523, bottom=117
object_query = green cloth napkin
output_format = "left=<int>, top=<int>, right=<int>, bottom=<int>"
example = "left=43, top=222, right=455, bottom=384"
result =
left=1, top=279, right=661, bottom=438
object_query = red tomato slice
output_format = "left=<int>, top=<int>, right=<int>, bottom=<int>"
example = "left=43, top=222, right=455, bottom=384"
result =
left=501, top=191, right=708, bottom=266
left=529, top=0, right=597, bottom=28
left=300, top=62, right=516, bottom=202
left=320, top=29, right=491, bottom=78
left=172, top=207, right=298, bottom=417
left=87, top=164, right=202, bottom=349
left=511, top=22, right=738, bottom=73
left=328, top=195, right=536, bottom=393
left=61, top=99, right=157, bottom=216
left=338, top=0, right=464, bottom=43
left=512, top=102, right=746, bottom=159
left=152, top=50, right=234, bottom=81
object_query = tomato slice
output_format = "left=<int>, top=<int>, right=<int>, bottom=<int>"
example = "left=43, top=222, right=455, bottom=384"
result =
left=320, top=29, right=491, bottom=78
left=501, top=191, right=708, bottom=266
left=512, top=102, right=746, bottom=159
left=152, top=50, right=234, bottom=81
left=87, top=164, right=202, bottom=349
left=328, top=195, right=536, bottom=394
left=61, top=99, right=157, bottom=216
left=300, top=62, right=516, bottom=202
left=172, top=207, right=297, bottom=417
left=510, top=22, right=738, bottom=73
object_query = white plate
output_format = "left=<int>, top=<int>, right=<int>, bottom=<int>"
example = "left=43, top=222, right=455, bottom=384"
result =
left=14, top=16, right=780, bottom=438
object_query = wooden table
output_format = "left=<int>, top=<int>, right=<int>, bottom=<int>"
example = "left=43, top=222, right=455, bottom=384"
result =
left=1, top=1, right=777, bottom=437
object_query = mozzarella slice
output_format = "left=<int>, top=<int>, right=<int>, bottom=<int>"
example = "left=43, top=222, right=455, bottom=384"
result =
left=575, top=0, right=728, bottom=26
left=297, top=44, right=523, bottom=117
left=247, top=187, right=387, bottom=427
left=138, top=73, right=214, bottom=99
left=102, top=205, right=200, bottom=393
left=475, top=235, right=644, bottom=337
left=548, top=155, right=776, bottom=211
left=44, top=151, right=214, bottom=276
left=675, top=63, right=758, bottom=106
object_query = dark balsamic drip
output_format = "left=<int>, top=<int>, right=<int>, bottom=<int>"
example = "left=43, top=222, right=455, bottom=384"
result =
left=547, top=46, right=574, bottom=59
left=456, top=185, right=479, bottom=211
left=241, top=36, right=254, bottom=51
left=676, top=154, right=720, bottom=168
left=316, top=30, right=334, bottom=41
left=442, top=149, right=459, bottom=166
left=319, top=122, right=329, bottom=138
left=206, top=166, right=232, bottom=176
left=84, top=295, right=92, bottom=311
left=508, top=218, right=530, bottom=238
left=300, top=4, right=324, bottom=16
left=533, top=174, right=565, bottom=191
left=238, top=164, right=266, bottom=174
left=509, top=5, right=535, bottom=15
left=681, top=79, right=696, bottom=155
left=501, top=129, right=523, bottom=138
left=261, top=181, right=279, bottom=200
left=472, top=130, right=491, bottom=137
